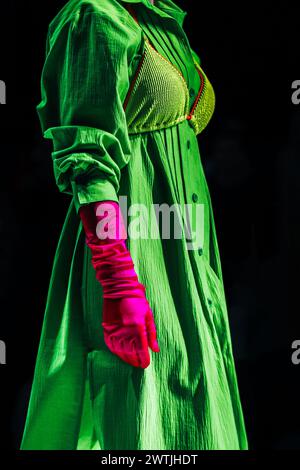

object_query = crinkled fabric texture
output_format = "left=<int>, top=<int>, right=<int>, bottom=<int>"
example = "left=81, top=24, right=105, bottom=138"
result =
left=20, top=0, right=249, bottom=450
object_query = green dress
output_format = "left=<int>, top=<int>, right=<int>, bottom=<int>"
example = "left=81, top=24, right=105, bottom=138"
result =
left=20, top=0, right=249, bottom=450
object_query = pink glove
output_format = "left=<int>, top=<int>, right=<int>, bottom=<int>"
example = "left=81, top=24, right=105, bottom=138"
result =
left=79, top=200, right=160, bottom=369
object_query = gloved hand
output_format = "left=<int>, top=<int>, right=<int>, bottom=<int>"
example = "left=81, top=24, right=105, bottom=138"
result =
left=79, top=200, right=160, bottom=368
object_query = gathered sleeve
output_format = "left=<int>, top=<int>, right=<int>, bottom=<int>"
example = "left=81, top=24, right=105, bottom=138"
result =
left=36, top=6, right=142, bottom=213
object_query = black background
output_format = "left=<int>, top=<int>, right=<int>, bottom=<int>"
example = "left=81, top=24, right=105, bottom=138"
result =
left=0, top=0, right=299, bottom=452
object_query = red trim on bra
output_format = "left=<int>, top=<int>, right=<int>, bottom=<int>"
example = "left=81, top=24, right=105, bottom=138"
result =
left=187, top=66, right=205, bottom=120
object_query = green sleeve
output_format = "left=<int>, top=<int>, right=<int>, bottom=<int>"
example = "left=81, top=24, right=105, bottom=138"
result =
left=36, top=6, right=141, bottom=214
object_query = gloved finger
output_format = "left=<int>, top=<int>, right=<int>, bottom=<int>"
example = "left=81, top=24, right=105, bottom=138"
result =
left=133, top=326, right=151, bottom=368
left=106, top=333, right=144, bottom=369
left=103, top=332, right=116, bottom=357
left=115, top=337, right=141, bottom=368
left=136, top=345, right=151, bottom=369
left=103, top=333, right=137, bottom=367
left=119, top=333, right=150, bottom=369
left=145, top=308, right=160, bottom=352
left=103, top=331, right=119, bottom=355
left=103, top=329, right=125, bottom=358
left=102, top=323, right=151, bottom=368
left=116, top=349, right=141, bottom=368
left=114, top=325, right=150, bottom=369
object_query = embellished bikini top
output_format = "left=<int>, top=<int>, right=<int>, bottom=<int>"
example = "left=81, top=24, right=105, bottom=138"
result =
left=123, top=4, right=216, bottom=136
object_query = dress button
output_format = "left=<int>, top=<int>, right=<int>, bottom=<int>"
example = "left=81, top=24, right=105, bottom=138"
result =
left=198, top=247, right=203, bottom=256
left=207, top=298, right=213, bottom=306
left=187, top=139, right=191, bottom=149
left=192, top=193, right=198, bottom=202
left=189, top=88, right=195, bottom=98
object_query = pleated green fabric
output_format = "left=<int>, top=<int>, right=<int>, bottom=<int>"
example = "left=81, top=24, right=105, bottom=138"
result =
left=20, top=0, right=249, bottom=450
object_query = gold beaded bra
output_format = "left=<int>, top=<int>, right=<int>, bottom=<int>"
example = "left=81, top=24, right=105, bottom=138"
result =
left=123, top=4, right=216, bottom=136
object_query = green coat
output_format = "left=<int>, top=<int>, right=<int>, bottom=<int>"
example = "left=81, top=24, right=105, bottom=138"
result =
left=20, top=0, right=249, bottom=450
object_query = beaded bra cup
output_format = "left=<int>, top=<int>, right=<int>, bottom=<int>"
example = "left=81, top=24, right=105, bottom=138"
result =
left=123, top=4, right=216, bottom=136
